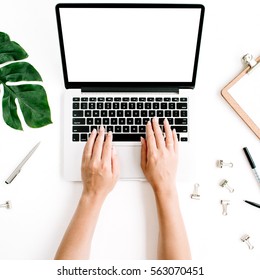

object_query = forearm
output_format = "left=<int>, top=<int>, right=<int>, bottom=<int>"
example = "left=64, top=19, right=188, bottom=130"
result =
left=54, top=193, right=105, bottom=260
left=155, top=188, right=191, bottom=260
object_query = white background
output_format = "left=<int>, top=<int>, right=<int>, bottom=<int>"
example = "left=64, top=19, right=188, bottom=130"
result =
left=0, top=0, right=260, bottom=278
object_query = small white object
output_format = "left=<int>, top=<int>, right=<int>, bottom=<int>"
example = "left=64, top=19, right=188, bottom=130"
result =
left=0, top=201, right=12, bottom=210
left=191, top=183, right=200, bottom=199
left=221, top=200, right=230, bottom=215
left=241, top=234, right=254, bottom=250
left=217, top=160, right=233, bottom=168
left=219, top=179, right=234, bottom=193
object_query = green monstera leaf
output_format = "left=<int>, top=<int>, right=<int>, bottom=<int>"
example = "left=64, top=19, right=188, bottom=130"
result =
left=0, top=31, right=52, bottom=130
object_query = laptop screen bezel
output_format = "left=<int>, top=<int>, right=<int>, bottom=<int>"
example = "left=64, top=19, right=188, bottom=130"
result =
left=56, top=3, right=205, bottom=92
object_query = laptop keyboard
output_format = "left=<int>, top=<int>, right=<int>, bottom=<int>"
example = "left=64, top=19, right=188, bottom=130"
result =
left=72, top=96, right=188, bottom=142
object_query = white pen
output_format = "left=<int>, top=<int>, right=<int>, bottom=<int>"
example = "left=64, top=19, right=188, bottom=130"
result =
left=5, top=142, right=41, bottom=184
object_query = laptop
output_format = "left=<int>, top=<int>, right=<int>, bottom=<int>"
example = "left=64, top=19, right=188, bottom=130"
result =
left=55, top=3, right=205, bottom=181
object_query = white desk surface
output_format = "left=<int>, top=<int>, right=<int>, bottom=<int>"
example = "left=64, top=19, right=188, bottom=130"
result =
left=0, top=0, right=259, bottom=269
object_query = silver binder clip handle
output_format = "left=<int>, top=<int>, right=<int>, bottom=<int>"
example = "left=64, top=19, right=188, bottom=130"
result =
left=0, top=201, right=12, bottom=210
left=221, top=200, right=230, bottom=216
left=217, top=160, right=233, bottom=168
left=219, top=179, right=234, bottom=193
left=241, top=234, right=254, bottom=250
left=191, top=183, right=200, bottom=199
left=242, top=54, right=259, bottom=73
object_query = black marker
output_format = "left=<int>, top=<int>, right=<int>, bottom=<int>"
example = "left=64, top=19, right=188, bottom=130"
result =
left=244, top=200, right=260, bottom=209
left=243, top=147, right=260, bottom=187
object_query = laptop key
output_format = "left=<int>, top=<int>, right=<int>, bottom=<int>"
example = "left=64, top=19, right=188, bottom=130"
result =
left=125, top=110, right=131, bottom=117
left=112, top=133, right=146, bottom=141
left=97, top=103, right=103, bottom=109
left=177, top=103, right=188, bottom=109
left=72, top=134, right=79, bottom=142
left=85, top=110, right=91, bottom=117
left=117, top=110, right=123, bottom=117
left=81, top=134, right=88, bottom=142
left=145, top=103, right=151, bottom=109
left=107, top=126, right=113, bottom=132
left=73, top=103, right=80, bottom=109
left=175, top=118, right=188, bottom=125
left=73, top=126, right=89, bottom=133
left=115, top=126, right=121, bottom=133
left=131, top=126, right=138, bottom=133
left=93, top=110, right=99, bottom=117
left=103, top=118, right=109, bottom=125
left=111, top=118, right=117, bottom=125
left=141, top=110, right=147, bottom=117
left=127, top=118, right=133, bottom=125
left=73, top=97, right=80, bottom=102
left=113, top=103, right=120, bottom=109
left=172, top=126, right=188, bottom=133
left=172, top=110, right=179, bottom=117
left=87, top=118, right=93, bottom=125
left=81, top=103, right=88, bottom=109
left=169, top=103, right=175, bottom=109
left=119, top=118, right=125, bottom=125
left=149, top=111, right=156, bottom=117
left=153, top=103, right=159, bottom=109
left=181, top=110, right=188, bottom=117
left=109, top=111, right=116, bottom=117
left=105, top=103, right=112, bottom=109
left=121, top=103, right=127, bottom=109
left=89, top=103, right=95, bottom=109
left=73, top=110, right=83, bottom=117
left=133, top=110, right=139, bottom=117
left=95, top=118, right=101, bottom=125
left=73, top=118, right=85, bottom=125
left=101, top=110, right=107, bottom=117
left=123, top=126, right=130, bottom=132
left=129, top=102, right=135, bottom=109
left=135, top=118, right=141, bottom=125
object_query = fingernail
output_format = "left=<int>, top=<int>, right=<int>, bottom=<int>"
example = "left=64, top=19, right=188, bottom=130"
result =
left=92, top=128, right=97, bottom=134
left=153, top=117, right=158, bottom=123
left=147, top=120, right=151, bottom=126
left=108, top=130, right=112, bottom=136
left=140, top=136, right=144, bottom=143
left=164, top=118, right=169, bottom=124
left=99, top=126, right=104, bottom=132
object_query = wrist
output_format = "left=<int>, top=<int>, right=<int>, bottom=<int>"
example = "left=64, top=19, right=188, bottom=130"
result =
left=80, top=190, right=107, bottom=207
left=153, top=184, right=178, bottom=201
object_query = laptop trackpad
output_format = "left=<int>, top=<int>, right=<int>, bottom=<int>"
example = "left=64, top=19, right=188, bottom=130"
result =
left=116, top=144, right=145, bottom=180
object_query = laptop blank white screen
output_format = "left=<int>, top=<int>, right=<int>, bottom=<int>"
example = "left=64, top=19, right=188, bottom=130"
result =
left=59, top=8, right=201, bottom=83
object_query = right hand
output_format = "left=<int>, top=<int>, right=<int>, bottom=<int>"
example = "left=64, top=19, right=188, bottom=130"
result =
left=140, top=118, right=179, bottom=196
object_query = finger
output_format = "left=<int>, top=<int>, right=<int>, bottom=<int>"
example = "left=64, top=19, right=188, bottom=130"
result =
left=83, top=128, right=97, bottom=160
left=92, top=126, right=105, bottom=160
left=140, top=136, right=147, bottom=170
left=111, top=146, right=120, bottom=178
left=172, top=129, right=179, bottom=155
left=152, top=117, right=164, bottom=148
left=164, top=118, right=174, bottom=149
left=146, top=120, right=157, bottom=152
left=101, top=131, right=112, bottom=164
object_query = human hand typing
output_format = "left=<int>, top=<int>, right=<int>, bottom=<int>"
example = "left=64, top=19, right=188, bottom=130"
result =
left=141, top=117, right=179, bottom=196
left=81, top=126, right=120, bottom=199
